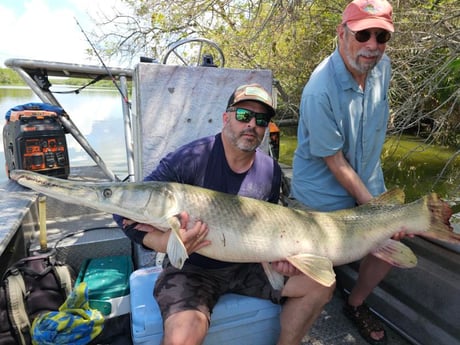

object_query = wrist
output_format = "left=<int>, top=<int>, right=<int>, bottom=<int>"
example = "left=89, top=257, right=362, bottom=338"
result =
left=143, top=229, right=170, bottom=253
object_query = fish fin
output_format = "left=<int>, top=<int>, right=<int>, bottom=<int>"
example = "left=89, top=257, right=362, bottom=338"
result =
left=261, top=262, right=285, bottom=290
left=418, top=194, right=460, bottom=244
left=365, top=188, right=405, bottom=206
left=371, top=239, right=417, bottom=268
left=165, top=216, right=189, bottom=269
left=286, top=254, right=335, bottom=287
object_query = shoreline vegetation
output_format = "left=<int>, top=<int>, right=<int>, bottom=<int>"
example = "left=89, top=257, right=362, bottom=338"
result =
left=0, top=67, right=117, bottom=88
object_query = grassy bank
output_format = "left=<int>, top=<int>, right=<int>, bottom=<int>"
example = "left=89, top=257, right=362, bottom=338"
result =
left=279, top=134, right=460, bottom=205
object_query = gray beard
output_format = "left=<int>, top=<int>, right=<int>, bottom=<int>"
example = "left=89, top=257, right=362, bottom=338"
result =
left=342, top=37, right=382, bottom=74
left=223, top=126, right=262, bottom=152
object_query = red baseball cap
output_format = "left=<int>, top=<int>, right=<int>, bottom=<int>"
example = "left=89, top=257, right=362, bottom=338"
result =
left=342, top=0, right=394, bottom=33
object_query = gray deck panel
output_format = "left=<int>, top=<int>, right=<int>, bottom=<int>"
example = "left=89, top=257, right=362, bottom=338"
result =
left=303, top=289, right=413, bottom=345
left=0, top=181, right=38, bottom=253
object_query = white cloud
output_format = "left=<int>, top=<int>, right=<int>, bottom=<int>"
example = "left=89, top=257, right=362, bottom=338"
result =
left=0, top=0, right=129, bottom=67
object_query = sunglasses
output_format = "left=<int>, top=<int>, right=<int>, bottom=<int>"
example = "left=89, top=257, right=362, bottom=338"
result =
left=348, top=28, right=391, bottom=44
left=227, top=107, right=270, bottom=127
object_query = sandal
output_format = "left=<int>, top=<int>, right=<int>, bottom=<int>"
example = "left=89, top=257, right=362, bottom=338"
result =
left=343, top=303, right=387, bottom=345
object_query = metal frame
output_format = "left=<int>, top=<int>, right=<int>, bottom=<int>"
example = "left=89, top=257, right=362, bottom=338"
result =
left=4, top=58, right=134, bottom=181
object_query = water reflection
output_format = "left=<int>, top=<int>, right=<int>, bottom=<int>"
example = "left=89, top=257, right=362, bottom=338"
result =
left=0, top=86, right=128, bottom=184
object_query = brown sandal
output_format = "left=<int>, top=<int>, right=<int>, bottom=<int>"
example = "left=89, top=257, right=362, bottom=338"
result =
left=343, top=303, right=387, bottom=345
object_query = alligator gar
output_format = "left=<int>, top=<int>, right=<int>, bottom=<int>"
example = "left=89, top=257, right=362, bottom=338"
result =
left=10, top=170, right=459, bottom=288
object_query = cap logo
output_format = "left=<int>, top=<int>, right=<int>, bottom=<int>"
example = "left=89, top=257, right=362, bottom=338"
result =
left=229, top=83, right=275, bottom=117
left=363, top=4, right=382, bottom=14
left=242, top=86, right=270, bottom=103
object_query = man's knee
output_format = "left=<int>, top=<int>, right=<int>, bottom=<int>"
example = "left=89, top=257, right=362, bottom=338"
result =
left=306, top=279, right=335, bottom=306
left=284, top=274, right=335, bottom=304
left=163, top=310, right=208, bottom=345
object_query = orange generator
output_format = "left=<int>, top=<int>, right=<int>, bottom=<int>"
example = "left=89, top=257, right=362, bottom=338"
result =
left=3, top=107, right=69, bottom=178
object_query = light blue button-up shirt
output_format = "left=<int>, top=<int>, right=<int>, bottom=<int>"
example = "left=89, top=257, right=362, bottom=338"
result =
left=291, top=48, right=391, bottom=211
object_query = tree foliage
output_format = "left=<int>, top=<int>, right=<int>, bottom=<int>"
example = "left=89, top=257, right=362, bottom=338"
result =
left=96, top=0, right=458, bottom=130
left=94, top=0, right=459, bottom=192
left=388, top=1, right=459, bottom=143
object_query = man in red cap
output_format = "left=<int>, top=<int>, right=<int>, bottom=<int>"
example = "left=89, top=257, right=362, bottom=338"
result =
left=292, top=1, right=397, bottom=344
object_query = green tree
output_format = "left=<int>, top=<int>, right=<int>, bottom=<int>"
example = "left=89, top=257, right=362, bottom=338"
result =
left=387, top=1, right=460, bottom=146
left=91, top=0, right=460, bottom=194
left=96, top=1, right=458, bottom=128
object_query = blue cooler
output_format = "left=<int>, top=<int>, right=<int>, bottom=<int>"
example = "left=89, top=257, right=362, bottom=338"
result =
left=130, top=267, right=281, bottom=345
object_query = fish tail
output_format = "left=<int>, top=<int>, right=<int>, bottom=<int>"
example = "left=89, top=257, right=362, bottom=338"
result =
left=419, top=193, right=460, bottom=244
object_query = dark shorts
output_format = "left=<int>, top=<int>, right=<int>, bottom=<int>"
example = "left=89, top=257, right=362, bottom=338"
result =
left=154, top=260, right=284, bottom=322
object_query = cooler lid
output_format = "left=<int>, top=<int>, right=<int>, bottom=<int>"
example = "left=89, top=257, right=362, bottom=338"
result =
left=76, top=255, right=133, bottom=299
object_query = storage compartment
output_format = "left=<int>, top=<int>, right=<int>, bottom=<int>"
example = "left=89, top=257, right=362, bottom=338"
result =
left=76, top=255, right=133, bottom=318
left=130, top=267, right=281, bottom=345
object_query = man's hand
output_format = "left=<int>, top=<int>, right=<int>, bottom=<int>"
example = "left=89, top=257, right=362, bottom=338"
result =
left=125, top=211, right=210, bottom=254
left=391, top=226, right=414, bottom=241
left=271, top=260, right=301, bottom=277
left=177, top=211, right=211, bottom=254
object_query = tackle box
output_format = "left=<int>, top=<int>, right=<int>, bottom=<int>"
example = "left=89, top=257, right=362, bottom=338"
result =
left=130, top=267, right=281, bottom=345
left=75, top=255, right=133, bottom=318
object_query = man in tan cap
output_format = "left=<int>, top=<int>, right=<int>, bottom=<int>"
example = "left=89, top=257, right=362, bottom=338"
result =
left=292, top=0, right=397, bottom=344
left=116, top=83, right=333, bottom=345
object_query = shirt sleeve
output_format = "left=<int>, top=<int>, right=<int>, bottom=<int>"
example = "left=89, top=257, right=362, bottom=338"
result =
left=112, top=213, right=148, bottom=245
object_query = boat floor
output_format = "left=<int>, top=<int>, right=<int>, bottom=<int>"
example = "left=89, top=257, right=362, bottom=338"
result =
left=305, top=289, right=413, bottom=345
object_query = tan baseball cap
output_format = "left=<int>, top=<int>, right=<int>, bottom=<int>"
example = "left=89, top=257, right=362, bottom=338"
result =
left=227, top=84, right=275, bottom=117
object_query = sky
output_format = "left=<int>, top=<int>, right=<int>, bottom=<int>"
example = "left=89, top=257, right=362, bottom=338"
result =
left=0, top=0, right=129, bottom=68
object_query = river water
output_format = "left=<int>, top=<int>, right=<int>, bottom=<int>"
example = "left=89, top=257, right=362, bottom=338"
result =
left=0, top=85, right=129, bottom=185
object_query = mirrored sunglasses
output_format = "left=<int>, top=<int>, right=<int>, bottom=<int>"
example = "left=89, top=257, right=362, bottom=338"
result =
left=227, top=107, right=270, bottom=127
left=349, top=29, right=391, bottom=44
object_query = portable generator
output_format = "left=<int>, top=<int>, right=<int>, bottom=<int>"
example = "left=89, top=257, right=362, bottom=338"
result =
left=3, top=109, right=69, bottom=178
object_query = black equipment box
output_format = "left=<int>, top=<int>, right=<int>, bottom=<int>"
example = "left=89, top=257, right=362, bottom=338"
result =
left=3, top=110, right=69, bottom=178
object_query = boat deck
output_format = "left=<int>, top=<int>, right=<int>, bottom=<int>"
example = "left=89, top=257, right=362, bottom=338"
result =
left=305, top=290, right=413, bottom=345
